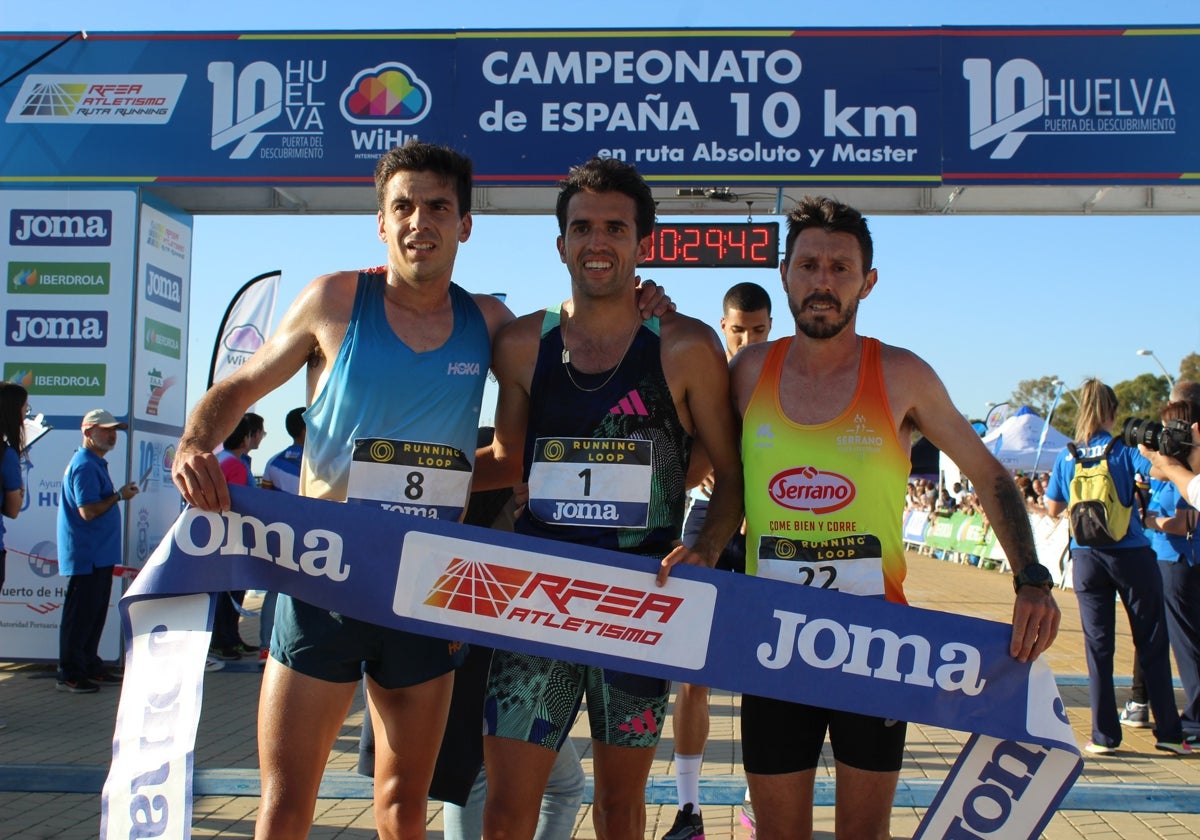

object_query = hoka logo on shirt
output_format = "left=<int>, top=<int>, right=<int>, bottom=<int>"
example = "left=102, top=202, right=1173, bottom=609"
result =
left=754, top=423, right=774, bottom=448
left=609, top=389, right=648, bottom=416
left=447, top=361, right=481, bottom=375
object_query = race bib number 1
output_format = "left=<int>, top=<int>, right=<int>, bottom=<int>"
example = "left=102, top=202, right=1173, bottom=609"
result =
left=757, top=533, right=885, bottom=597
left=346, top=438, right=471, bottom=520
left=528, top=437, right=652, bottom=528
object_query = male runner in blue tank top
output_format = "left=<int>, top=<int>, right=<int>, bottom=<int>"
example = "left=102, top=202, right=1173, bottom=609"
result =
left=171, top=142, right=515, bottom=840
left=474, top=158, right=745, bottom=840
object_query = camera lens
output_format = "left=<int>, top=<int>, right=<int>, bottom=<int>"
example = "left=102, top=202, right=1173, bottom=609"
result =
left=1121, top=417, right=1162, bottom=450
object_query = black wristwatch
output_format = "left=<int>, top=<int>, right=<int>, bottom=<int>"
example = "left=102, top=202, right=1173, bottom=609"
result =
left=1013, top=562, right=1054, bottom=594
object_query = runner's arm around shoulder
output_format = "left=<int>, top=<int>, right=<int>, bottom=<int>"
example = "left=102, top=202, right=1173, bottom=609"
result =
left=899, top=351, right=1060, bottom=663
left=658, top=318, right=743, bottom=585
left=473, top=315, right=536, bottom=493
left=172, top=273, right=335, bottom=512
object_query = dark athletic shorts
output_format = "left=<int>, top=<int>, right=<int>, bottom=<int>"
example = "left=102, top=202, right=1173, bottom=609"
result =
left=741, top=693, right=907, bottom=774
left=485, top=649, right=670, bottom=750
left=272, top=594, right=466, bottom=688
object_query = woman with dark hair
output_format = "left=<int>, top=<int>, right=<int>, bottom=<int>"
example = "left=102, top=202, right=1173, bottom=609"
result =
left=1044, top=379, right=1188, bottom=755
left=0, top=382, right=29, bottom=597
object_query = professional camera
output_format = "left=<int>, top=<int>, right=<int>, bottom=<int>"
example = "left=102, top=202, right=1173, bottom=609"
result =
left=1120, top=417, right=1194, bottom=461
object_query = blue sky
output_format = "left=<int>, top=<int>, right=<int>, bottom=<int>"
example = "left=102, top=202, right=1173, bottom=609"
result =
left=6, top=1, right=1198, bottom=442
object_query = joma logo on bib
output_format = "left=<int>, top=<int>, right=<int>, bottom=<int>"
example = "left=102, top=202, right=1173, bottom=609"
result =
left=769, top=466, right=855, bottom=514
left=552, top=501, right=620, bottom=522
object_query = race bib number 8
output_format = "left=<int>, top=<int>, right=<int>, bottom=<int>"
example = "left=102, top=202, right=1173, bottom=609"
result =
left=757, top=534, right=885, bottom=597
left=346, top=438, right=471, bottom=520
left=528, top=437, right=652, bottom=528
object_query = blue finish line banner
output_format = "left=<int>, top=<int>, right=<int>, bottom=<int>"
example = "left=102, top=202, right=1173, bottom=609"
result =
left=101, top=486, right=1081, bottom=839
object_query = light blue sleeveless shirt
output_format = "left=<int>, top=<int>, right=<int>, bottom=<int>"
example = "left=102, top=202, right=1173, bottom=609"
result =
left=301, top=272, right=489, bottom=520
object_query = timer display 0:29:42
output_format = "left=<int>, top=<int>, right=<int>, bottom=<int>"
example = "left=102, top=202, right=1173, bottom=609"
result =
left=641, top=222, right=779, bottom=268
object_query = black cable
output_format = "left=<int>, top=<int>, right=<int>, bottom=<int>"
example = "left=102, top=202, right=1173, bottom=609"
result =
left=0, top=30, right=87, bottom=90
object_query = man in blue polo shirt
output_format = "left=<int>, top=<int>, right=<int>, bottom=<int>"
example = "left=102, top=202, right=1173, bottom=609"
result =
left=56, top=408, right=139, bottom=694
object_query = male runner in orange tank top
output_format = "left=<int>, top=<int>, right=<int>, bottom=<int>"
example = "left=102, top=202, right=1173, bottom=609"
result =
left=726, top=196, right=1061, bottom=840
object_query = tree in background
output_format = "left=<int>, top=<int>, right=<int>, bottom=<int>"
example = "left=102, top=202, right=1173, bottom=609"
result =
left=1180, top=352, right=1200, bottom=384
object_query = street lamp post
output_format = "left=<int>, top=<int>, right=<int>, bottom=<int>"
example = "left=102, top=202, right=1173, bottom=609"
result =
left=1137, top=349, right=1176, bottom=387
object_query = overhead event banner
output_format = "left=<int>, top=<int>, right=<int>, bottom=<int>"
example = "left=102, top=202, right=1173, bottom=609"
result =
left=1, top=26, right=1196, bottom=187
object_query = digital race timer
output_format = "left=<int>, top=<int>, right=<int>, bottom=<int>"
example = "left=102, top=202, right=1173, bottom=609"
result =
left=641, top=222, right=779, bottom=269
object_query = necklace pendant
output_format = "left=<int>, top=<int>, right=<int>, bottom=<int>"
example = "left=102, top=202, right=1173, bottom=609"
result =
left=561, top=347, right=570, bottom=365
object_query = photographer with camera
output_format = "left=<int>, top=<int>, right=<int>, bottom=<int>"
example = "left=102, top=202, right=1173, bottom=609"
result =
left=1044, top=378, right=1189, bottom=755
left=1137, top=389, right=1200, bottom=744
left=1139, top=384, right=1200, bottom=513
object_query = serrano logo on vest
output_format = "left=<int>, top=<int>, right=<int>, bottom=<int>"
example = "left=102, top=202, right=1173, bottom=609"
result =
left=769, top=466, right=856, bottom=514
left=424, top=558, right=682, bottom=646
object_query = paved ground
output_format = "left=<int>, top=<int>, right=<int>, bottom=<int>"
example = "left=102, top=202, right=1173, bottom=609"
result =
left=3, top=551, right=1199, bottom=839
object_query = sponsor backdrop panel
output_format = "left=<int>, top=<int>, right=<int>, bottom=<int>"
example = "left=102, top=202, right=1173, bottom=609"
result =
left=1, top=187, right=138, bottom=660
left=0, top=32, right=457, bottom=182
left=3, top=188, right=137, bottom=413
left=126, top=431, right=183, bottom=569
left=453, top=29, right=941, bottom=184
left=132, top=194, right=190, bottom=426
left=129, top=193, right=189, bottom=570
left=0, top=427, right=124, bottom=661
left=941, top=28, right=1198, bottom=181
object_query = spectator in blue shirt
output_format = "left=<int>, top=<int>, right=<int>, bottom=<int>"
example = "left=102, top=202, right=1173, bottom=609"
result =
left=56, top=409, right=139, bottom=694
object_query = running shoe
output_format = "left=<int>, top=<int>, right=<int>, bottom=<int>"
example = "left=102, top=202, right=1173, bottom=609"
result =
left=1155, top=740, right=1194, bottom=756
left=89, top=669, right=123, bottom=685
left=1084, top=741, right=1116, bottom=755
left=235, top=641, right=259, bottom=656
left=204, top=655, right=225, bottom=673
left=208, top=645, right=242, bottom=661
left=1119, top=700, right=1150, bottom=729
left=56, top=678, right=100, bottom=694
left=741, top=793, right=756, bottom=838
left=258, top=648, right=270, bottom=666
left=661, top=803, right=704, bottom=840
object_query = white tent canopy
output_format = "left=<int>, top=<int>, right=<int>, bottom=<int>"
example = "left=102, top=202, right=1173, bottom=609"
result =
left=981, top=407, right=1070, bottom=474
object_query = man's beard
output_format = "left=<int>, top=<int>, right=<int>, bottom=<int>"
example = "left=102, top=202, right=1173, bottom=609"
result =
left=790, top=293, right=859, bottom=339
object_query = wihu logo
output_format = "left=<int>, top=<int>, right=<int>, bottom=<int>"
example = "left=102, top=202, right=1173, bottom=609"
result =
left=963, top=57, right=1178, bottom=159
left=10, top=210, right=111, bottom=246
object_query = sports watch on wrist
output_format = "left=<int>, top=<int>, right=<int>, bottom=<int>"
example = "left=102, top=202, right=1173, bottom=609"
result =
left=1013, top=562, right=1053, bottom=593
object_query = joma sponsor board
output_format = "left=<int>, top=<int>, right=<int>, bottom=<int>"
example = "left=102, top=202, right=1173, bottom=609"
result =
left=6, top=309, right=108, bottom=348
left=144, top=264, right=183, bottom=311
left=9, top=209, right=112, bottom=247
